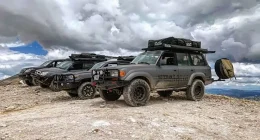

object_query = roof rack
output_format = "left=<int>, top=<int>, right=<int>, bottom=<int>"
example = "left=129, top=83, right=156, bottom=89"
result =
left=117, top=56, right=135, bottom=61
left=142, top=43, right=215, bottom=54
left=69, top=53, right=107, bottom=61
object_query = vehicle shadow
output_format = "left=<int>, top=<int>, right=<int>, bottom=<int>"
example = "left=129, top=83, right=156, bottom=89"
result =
left=90, top=92, right=190, bottom=108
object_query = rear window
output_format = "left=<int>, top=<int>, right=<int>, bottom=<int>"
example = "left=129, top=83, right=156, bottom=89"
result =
left=190, top=54, right=206, bottom=66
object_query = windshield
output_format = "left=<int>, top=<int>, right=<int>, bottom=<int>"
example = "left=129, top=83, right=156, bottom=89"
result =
left=40, top=60, right=52, bottom=67
left=131, top=51, right=162, bottom=64
left=89, top=62, right=106, bottom=71
left=56, top=61, right=73, bottom=70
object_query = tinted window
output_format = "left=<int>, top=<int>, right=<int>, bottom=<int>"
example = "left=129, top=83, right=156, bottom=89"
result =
left=70, top=63, right=83, bottom=70
left=190, top=54, right=206, bottom=66
left=159, top=52, right=177, bottom=65
left=176, top=53, right=191, bottom=66
left=104, top=63, right=118, bottom=67
left=83, top=63, right=94, bottom=70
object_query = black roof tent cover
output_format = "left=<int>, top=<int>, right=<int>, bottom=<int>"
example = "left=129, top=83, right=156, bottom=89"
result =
left=117, top=56, right=135, bottom=61
left=69, top=53, right=107, bottom=61
left=145, top=37, right=215, bottom=54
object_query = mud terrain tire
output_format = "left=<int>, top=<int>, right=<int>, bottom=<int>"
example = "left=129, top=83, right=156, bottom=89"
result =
left=24, top=80, right=34, bottom=86
left=186, top=79, right=205, bottom=101
left=100, top=90, right=121, bottom=101
left=157, top=91, right=173, bottom=97
left=123, top=79, right=150, bottom=107
left=77, top=82, right=96, bottom=100
left=32, top=78, right=39, bottom=86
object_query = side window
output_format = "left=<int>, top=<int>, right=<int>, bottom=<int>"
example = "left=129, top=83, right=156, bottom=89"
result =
left=71, top=63, right=83, bottom=70
left=56, top=61, right=63, bottom=66
left=176, top=53, right=191, bottom=66
left=190, top=54, right=206, bottom=66
left=83, top=63, right=93, bottom=69
left=159, top=52, right=177, bottom=66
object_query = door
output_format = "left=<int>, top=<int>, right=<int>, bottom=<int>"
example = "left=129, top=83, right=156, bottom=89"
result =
left=176, top=52, right=193, bottom=87
left=155, top=52, right=179, bottom=89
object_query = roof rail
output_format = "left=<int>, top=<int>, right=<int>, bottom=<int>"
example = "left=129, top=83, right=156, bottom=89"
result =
left=70, top=53, right=106, bottom=59
left=117, top=56, right=135, bottom=61
left=142, top=43, right=215, bottom=54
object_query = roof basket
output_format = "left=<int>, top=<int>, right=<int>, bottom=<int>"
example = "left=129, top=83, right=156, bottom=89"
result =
left=148, top=37, right=201, bottom=48
left=69, top=53, right=107, bottom=60
left=117, top=56, right=135, bottom=61
left=144, top=37, right=215, bottom=54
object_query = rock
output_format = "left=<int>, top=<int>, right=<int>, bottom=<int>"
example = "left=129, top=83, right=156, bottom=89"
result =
left=92, top=120, right=110, bottom=127
left=0, top=123, right=7, bottom=127
left=5, top=106, right=16, bottom=111
left=128, top=116, right=136, bottom=123
left=100, top=103, right=106, bottom=108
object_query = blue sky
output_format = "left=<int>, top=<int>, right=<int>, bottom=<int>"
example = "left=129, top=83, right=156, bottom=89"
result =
left=9, top=41, right=47, bottom=56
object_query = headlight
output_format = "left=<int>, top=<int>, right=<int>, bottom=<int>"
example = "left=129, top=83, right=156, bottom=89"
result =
left=40, top=72, right=48, bottom=76
left=25, top=69, right=33, bottom=73
left=65, top=75, right=74, bottom=80
left=110, top=70, right=119, bottom=77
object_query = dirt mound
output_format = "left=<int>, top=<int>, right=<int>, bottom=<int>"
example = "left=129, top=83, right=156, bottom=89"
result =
left=0, top=75, right=20, bottom=86
left=0, top=84, right=259, bottom=140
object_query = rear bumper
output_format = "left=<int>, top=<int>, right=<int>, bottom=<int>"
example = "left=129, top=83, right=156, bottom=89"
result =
left=205, top=78, right=214, bottom=85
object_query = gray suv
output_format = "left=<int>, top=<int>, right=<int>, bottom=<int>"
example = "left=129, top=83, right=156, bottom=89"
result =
left=92, top=37, right=216, bottom=107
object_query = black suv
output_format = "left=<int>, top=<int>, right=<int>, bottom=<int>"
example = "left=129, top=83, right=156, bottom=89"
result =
left=19, top=59, right=68, bottom=86
left=52, top=56, right=135, bottom=99
left=32, top=53, right=107, bottom=89
left=91, top=37, right=231, bottom=107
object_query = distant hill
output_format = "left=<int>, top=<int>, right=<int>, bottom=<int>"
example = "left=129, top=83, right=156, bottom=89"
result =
left=206, top=88, right=260, bottom=101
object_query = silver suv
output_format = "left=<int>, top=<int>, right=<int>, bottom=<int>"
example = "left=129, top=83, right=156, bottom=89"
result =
left=92, top=37, right=215, bottom=107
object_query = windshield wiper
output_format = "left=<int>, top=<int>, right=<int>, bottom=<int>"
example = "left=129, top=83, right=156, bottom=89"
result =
left=138, top=62, right=150, bottom=65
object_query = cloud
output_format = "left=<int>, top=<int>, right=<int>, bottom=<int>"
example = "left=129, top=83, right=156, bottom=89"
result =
left=0, top=0, right=259, bottom=62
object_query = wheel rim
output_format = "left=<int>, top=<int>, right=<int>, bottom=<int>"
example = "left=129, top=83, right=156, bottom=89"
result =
left=82, top=85, right=94, bottom=97
left=133, top=86, right=146, bottom=102
left=194, top=84, right=203, bottom=99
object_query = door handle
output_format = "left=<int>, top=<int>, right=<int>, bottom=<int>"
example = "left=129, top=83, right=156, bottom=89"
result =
left=173, top=70, right=177, bottom=71
left=191, top=69, right=194, bottom=71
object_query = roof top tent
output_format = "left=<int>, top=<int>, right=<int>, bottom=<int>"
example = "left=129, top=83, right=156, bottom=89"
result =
left=69, top=53, right=107, bottom=61
left=117, top=56, right=135, bottom=61
left=143, top=37, right=215, bottom=54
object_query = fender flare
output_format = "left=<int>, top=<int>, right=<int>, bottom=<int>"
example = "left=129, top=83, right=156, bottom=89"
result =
left=188, top=72, right=206, bottom=86
left=124, top=72, right=156, bottom=89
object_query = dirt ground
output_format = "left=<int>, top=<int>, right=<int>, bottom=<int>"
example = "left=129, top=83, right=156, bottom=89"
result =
left=0, top=83, right=259, bottom=140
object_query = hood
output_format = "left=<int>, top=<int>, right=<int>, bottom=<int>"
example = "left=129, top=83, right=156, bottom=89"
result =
left=36, top=67, right=67, bottom=76
left=20, top=66, right=46, bottom=73
left=95, top=64, right=154, bottom=70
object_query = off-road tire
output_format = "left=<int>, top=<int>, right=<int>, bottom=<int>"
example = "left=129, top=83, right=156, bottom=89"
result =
left=157, top=91, right=173, bottom=97
left=100, top=90, right=121, bottom=101
left=32, top=78, right=39, bottom=86
left=77, top=82, right=96, bottom=100
left=67, top=91, right=78, bottom=97
left=40, top=83, right=49, bottom=88
left=186, top=79, right=205, bottom=101
left=123, top=79, right=150, bottom=107
left=24, top=80, right=34, bottom=86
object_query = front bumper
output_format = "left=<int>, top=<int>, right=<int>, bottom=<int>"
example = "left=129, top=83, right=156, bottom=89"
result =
left=92, top=69, right=129, bottom=90
left=18, top=73, right=32, bottom=80
left=51, top=75, right=80, bottom=90
left=31, top=73, right=53, bottom=85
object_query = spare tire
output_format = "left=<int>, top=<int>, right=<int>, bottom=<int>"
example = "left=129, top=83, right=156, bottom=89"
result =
left=215, top=58, right=235, bottom=79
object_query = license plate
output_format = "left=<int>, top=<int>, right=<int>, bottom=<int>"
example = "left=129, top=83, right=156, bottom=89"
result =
left=94, top=75, right=99, bottom=80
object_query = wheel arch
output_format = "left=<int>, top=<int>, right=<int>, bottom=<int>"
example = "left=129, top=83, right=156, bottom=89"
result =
left=188, top=72, right=206, bottom=86
left=124, top=72, right=155, bottom=89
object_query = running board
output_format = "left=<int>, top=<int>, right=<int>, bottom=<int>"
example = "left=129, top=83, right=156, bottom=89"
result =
left=156, top=87, right=187, bottom=92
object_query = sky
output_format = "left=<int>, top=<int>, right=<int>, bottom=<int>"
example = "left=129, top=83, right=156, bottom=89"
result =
left=0, top=0, right=260, bottom=92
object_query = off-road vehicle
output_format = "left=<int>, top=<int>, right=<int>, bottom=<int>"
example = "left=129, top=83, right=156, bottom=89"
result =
left=52, top=56, right=135, bottom=99
left=92, top=37, right=235, bottom=107
left=31, top=53, right=107, bottom=89
left=18, top=59, right=68, bottom=86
